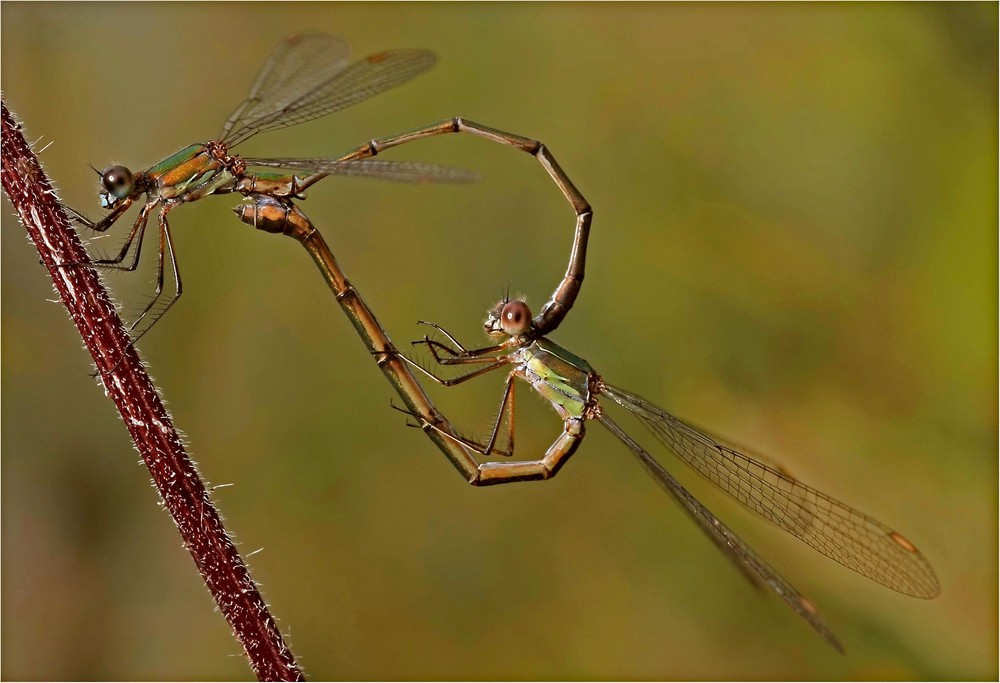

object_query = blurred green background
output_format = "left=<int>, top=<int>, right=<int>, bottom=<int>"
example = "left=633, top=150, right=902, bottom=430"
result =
left=2, top=3, right=996, bottom=680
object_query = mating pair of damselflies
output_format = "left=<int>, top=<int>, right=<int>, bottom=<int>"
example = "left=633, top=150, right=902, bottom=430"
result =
left=64, top=32, right=937, bottom=653
left=64, top=33, right=588, bottom=353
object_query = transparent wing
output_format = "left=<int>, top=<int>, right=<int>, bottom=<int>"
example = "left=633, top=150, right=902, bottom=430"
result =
left=222, top=33, right=435, bottom=147
left=597, top=411, right=844, bottom=653
left=241, top=157, right=479, bottom=184
left=220, top=34, right=351, bottom=143
left=601, top=384, right=940, bottom=599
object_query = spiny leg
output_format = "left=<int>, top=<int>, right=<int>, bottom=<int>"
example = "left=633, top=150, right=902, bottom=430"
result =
left=400, top=396, right=584, bottom=485
left=340, top=117, right=592, bottom=335
left=416, top=320, right=472, bottom=353
left=394, top=372, right=517, bottom=456
left=62, top=197, right=134, bottom=232
left=53, top=200, right=146, bottom=270
left=395, top=344, right=509, bottom=387
left=419, top=339, right=508, bottom=368
left=480, top=373, right=516, bottom=457
left=422, top=338, right=464, bottom=359
left=126, top=203, right=183, bottom=344
left=97, top=204, right=184, bottom=375
left=88, top=202, right=155, bottom=271
left=389, top=395, right=505, bottom=456
left=414, top=332, right=507, bottom=365
left=402, top=332, right=517, bottom=455
left=412, top=322, right=510, bottom=364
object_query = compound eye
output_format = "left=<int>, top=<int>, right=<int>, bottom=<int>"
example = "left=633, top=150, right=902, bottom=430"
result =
left=500, top=300, right=532, bottom=336
left=101, top=165, right=134, bottom=199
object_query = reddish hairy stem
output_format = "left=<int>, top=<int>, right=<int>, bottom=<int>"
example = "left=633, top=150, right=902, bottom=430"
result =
left=1, top=101, right=304, bottom=681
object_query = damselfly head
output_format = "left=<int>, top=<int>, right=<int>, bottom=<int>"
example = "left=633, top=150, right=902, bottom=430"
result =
left=485, top=298, right=532, bottom=338
left=99, top=165, right=134, bottom=208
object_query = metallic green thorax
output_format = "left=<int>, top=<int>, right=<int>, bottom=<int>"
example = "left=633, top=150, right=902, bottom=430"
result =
left=146, top=144, right=236, bottom=200
left=514, top=337, right=595, bottom=420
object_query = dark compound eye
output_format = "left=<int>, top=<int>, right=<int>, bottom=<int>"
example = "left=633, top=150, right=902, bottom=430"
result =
left=500, top=300, right=532, bottom=336
left=101, top=165, right=134, bottom=199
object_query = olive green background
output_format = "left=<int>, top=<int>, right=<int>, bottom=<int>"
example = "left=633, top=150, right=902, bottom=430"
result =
left=2, top=3, right=996, bottom=680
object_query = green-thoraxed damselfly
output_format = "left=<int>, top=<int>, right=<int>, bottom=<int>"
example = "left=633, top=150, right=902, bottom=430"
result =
left=390, top=296, right=940, bottom=652
left=64, top=33, right=591, bottom=361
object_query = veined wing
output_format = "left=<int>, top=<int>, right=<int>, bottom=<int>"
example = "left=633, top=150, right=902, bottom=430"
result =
left=221, top=34, right=351, bottom=144
left=597, top=411, right=844, bottom=653
left=242, top=157, right=478, bottom=184
left=222, top=34, right=435, bottom=147
left=601, top=383, right=940, bottom=599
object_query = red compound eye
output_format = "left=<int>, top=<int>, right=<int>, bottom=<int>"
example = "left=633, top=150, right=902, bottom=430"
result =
left=500, top=300, right=532, bottom=336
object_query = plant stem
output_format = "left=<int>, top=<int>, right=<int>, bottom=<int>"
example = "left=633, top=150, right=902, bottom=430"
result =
left=1, top=100, right=304, bottom=682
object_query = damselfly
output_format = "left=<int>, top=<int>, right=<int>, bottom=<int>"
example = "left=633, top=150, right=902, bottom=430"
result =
left=64, top=33, right=595, bottom=483
left=62, top=33, right=471, bottom=346
left=64, top=33, right=581, bottom=352
left=391, top=296, right=940, bottom=652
